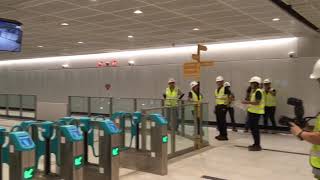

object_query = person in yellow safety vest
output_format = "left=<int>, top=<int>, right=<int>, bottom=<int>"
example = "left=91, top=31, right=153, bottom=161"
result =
left=290, top=59, right=320, bottom=179
left=188, top=81, right=202, bottom=102
left=263, top=79, right=277, bottom=133
left=214, top=76, right=230, bottom=141
left=242, top=76, right=265, bottom=151
left=163, top=78, right=183, bottom=107
left=163, top=78, right=184, bottom=131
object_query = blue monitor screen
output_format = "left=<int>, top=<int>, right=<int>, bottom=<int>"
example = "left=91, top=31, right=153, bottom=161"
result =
left=0, top=20, right=22, bottom=52
left=70, top=128, right=81, bottom=138
left=19, top=136, right=33, bottom=147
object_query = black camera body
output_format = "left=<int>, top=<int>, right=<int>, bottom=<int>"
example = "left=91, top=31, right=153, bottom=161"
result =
left=279, top=97, right=306, bottom=127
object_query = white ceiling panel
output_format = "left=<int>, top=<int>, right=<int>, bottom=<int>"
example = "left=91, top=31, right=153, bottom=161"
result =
left=0, top=0, right=318, bottom=60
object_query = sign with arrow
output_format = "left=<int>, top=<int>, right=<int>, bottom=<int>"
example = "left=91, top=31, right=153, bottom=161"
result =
left=23, top=167, right=35, bottom=179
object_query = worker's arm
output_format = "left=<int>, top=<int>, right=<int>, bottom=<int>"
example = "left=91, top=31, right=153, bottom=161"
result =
left=290, top=123, right=320, bottom=144
left=242, top=91, right=261, bottom=105
left=163, top=93, right=166, bottom=99
left=177, top=89, right=184, bottom=99
left=270, top=89, right=276, bottom=96
left=188, top=92, right=193, bottom=101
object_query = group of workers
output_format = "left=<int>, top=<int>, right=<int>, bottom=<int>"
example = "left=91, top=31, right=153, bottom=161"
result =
left=163, top=75, right=277, bottom=151
left=214, top=75, right=277, bottom=151
left=163, top=59, right=320, bottom=178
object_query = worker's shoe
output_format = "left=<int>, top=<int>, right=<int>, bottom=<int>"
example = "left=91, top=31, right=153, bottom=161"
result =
left=248, top=145, right=262, bottom=151
left=232, top=127, right=238, bottom=132
left=244, top=129, right=249, bottom=133
left=215, top=135, right=228, bottom=141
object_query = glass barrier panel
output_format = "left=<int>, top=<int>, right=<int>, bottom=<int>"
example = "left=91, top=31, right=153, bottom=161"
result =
left=112, top=98, right=135, bottom=113
left=0, top=95, right=6, bottom=115
left=22, top=95, right=36, bottom=110
left=90, top=97, right=110, bottom=115
left=8, top=94, right=20, bottom=116
left=70, top=96, right=89, bottom=114
left=136, top=99, right=163, bottom=111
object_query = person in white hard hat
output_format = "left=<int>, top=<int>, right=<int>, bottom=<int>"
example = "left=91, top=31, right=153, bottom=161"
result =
left=188, top=81, right=202, bottom=102
left=214, top=76, right=230, bottom=141
left=263, top=78, right=277, bottom=133
left=163, top=78, right=184, bottom=131
left=290, top=59, right=320, bottom=179
left=224, top=82, right=237, bottom=132
left=242, top=76, right=265, bottom=151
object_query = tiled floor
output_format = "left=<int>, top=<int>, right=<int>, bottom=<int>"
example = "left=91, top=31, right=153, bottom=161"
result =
left=0, top=118, right=314, bottom=180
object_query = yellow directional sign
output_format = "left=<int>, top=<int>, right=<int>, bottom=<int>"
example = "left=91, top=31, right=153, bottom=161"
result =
left=198, top=44, right=207, bottom=51
left=183, top=62, right=200, bottom=78
left=192, top=54, right=200, bottom=61
left=200, top=60, right=214, bottom=67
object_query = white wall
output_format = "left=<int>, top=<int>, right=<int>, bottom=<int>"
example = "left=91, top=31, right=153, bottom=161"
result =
left=0, top=37, right=319, bottom=123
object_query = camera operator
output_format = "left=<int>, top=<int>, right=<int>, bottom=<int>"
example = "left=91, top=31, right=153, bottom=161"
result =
left=290, top=59, right=320, bottom=179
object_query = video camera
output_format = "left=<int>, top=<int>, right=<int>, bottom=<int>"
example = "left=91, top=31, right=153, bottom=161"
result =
left=279, top=97, right=316, bottom=128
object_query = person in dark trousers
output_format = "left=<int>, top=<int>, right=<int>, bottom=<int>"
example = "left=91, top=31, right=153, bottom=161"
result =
left=214, top=76, right=230, bottom=141
left=244, top=86, right=252, bottom=132
left=224, top=82, right=237, bottom=132
left=242, top=76, right=265, bottom=151
left=263, top=78, right=277, bottom=133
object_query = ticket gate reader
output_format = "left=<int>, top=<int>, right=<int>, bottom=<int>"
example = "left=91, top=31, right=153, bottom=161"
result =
left=84, top=119, right=121, bottom=180
left=9, top=131, right=36, bottom=180
left=57, top=125, right=84, bottom=180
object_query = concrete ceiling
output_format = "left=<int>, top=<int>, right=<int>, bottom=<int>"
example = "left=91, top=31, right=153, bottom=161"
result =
left=0, top=0, right=318, bottom=60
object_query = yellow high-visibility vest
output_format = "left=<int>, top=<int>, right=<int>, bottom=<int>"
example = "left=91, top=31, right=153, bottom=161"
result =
left=165, top=87, right=179, bottom=107
left=310, top=115, right=320, bottom=178
left=191, top=90, right=202, bottom=102
left=264, top=89, right=277, bottom=107
left=248, top=89, right=265, bottom=114
left=215, top=87, right=227, bottom=105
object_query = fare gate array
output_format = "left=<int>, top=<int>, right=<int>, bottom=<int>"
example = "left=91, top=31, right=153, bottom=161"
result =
left=0, top=112, right=170, bottom=180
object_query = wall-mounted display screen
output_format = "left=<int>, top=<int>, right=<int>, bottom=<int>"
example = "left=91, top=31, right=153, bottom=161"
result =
left=0, top=19, right=23, bottom=52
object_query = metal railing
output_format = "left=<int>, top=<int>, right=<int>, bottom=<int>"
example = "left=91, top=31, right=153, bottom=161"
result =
left=0, top=94, right=37, bottom=119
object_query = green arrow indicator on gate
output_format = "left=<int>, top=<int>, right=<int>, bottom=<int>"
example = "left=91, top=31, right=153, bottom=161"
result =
left=23, top=167, right=35, bottom=179
left=112, top=147, right=119, bottom=156
left=74, top=155, right=83, bottom=168
left=162, top=135, right=168, bottom=143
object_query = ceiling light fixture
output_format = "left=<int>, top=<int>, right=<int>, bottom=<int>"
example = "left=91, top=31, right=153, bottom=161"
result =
left=193, top=28, right=200, bottom=31
left=77, top=41, right=84, bottom=44
left=37, top=45, right=44, bottom=48
left=128, top=35, right=134, bottom=38
left=272, top=18, right=280, bottom=21
left=134, top=10, right=143, bottom=14
left=61, top=23, right=69, bottom=26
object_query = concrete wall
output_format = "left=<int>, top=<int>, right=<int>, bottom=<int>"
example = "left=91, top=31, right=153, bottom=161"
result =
left=0, top=37, right=319, bottom=124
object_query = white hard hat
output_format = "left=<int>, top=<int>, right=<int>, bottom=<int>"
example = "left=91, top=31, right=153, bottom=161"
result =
left=190, top=81, right=198, bottom=88
left=168, top=78, right=176, bottom=83
left=216, top=76, right=224, bottom=82
left=249, top=76, right=262, bottom=84
left=310, top=59, right=320, bottom=79
left=263, top=79, right=271, bottom=84
left=224, top=82, right=231, bottom=87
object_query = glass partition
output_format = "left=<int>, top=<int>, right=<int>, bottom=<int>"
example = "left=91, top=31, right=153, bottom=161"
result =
left=112, top=98, right=135, bottom=113
left=0, top=94, right=6, bottom=115
left=90, top=97, right=110, bottom=115
left=21, top=95, right=36, bottom=118
left=8, top=94, right=20, bottom=116
left=141, top=102, right=209, bottom=158
left=70, top=96, right=89, bottom=115
left=136, top=98, right=163, bottom=111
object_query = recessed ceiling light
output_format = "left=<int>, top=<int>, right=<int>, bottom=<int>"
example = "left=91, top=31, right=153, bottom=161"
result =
left=61, top=23, right=69, bottom=26
left=193, top=28, right=200, bottom=31
left=272, top=18, right=280, bottom=21
left=134, top=10, right=143, bottom=14
left=90, top=0, right=97, bottom=2
left=128, top=35, right=134, bottom=38
left=37, top=45, right=43, bottom=48
left=77, top=41, right=84, bottom=44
